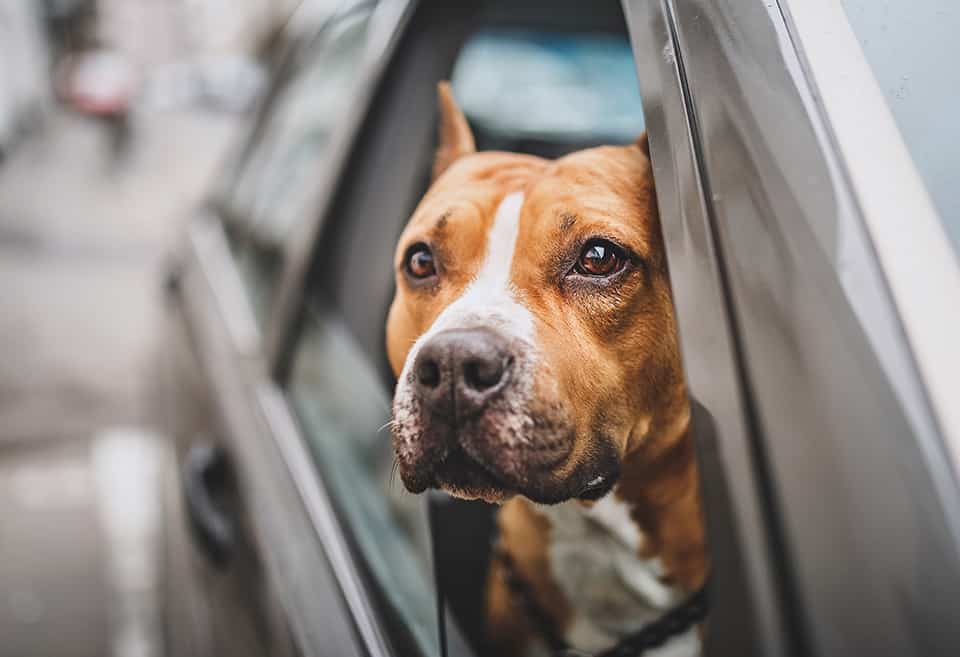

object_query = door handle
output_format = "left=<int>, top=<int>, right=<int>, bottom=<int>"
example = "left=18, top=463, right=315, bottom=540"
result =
left=182, top=443, right=236, bottom=567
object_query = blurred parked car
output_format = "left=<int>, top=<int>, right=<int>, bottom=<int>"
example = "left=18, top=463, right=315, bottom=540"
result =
left=158, top=1, right=960, bottom=656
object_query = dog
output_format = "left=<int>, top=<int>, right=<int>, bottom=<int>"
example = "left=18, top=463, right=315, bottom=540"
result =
left=387, top=82, right=707, bottom=657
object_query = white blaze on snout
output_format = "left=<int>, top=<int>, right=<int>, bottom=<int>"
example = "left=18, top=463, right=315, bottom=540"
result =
left=393, top=191, right=536, bottom=448
left=402, top=190, right=534, bottom=371
left=431, top=190, right=532, bottom=339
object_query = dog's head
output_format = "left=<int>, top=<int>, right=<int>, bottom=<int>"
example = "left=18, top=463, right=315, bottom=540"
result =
left=386, top=83, right=686, bottom=504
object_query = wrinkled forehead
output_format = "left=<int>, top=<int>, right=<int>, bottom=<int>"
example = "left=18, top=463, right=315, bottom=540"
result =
left=521, top=146, right=659, bottom=253
left=402, top=153, right=543, bottom=233
left=399, top=145, right=656, bottom=259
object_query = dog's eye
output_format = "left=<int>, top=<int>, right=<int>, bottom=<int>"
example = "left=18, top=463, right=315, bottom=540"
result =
left=405, top=243, right=436, bottom=279
left=574, top=240, right=625, bottom=277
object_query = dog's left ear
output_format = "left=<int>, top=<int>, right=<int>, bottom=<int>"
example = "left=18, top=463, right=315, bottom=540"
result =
left=433, top=81, right=476, bottom=181
left=635, top=132, right=650, bottom=158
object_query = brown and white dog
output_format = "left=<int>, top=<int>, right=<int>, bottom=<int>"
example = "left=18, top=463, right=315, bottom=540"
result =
left=387, top=83, right=707, bottom=657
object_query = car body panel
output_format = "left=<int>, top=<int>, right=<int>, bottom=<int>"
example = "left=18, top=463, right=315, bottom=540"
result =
left=162, top=217, right=368, bottom=657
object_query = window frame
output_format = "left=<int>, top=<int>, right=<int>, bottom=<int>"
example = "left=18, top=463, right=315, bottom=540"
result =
left=623, top=3, right=791, bottom=654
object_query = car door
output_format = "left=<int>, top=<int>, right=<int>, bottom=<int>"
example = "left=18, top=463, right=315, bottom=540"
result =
left=624, top=1, right=960, bottom=656
left=159, top=2, right=412, bottom=657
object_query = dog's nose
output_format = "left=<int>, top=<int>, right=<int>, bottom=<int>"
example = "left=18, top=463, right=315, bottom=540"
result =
left=413, top=328, right=512, bottom=417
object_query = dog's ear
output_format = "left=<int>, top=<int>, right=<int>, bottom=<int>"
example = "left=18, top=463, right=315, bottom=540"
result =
left=635, top=132, right=650, bottom=158
left=433, top=81, right=476, bottom=181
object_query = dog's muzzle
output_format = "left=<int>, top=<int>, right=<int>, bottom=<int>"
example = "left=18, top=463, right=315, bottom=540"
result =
left=391, top=326, right=581, bottom=501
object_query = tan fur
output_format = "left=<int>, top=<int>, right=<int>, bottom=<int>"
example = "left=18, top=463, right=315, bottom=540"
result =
left=386, top=85, right=706, bottom=654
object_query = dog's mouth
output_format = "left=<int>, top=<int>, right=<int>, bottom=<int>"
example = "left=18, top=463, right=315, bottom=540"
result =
left=392, top=369, right=622, bottom=504
left=432, top=444, right=516, bottom=502
left=398, top=427, right=621, bottom=506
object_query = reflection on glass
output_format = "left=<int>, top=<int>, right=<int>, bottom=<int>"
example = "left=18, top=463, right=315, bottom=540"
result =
left=290, top=311, right=438, bottom=657
left=221, top=4, right=375, bottom=323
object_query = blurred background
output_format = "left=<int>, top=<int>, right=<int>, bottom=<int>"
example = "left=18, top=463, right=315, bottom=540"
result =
left=0, top=1, right=302, bottom=655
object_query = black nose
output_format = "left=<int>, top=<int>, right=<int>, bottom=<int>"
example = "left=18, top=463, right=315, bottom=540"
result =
left=413, top=328, right=512, bottom=417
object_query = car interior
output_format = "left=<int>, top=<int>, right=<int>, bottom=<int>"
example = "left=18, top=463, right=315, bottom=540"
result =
left=202, top=1, right=747, bottom=655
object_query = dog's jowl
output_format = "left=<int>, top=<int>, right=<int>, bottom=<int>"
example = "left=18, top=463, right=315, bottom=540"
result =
left=386, top=82, right=707, bottom=657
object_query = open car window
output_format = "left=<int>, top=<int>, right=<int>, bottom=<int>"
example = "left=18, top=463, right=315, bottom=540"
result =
left=285, top=20, right=665, bottom=657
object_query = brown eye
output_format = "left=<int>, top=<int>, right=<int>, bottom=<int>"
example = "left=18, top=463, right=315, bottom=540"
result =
left=575, top=240, right=625, bottom=277
left=405, top=243, right=436, bottom=279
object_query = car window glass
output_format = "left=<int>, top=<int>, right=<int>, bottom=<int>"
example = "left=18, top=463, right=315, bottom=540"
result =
left=841, top=0, right=960, bottom=254
left=289, top=308, right=438, bottom=657
left=222, top=4, right=374, bottom=323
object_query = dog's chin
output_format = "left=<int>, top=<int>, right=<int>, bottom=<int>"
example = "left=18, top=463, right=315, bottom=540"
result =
left=400, top=444, right=516, bottom=504
left=400, top=443, right=621, bottom=506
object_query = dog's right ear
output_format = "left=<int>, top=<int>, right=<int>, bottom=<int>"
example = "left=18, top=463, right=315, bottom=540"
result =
left=433, top=81, right=476, bottom=181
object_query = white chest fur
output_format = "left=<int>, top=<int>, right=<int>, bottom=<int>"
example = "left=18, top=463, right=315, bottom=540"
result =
left=531, top=495, right=700, bottom=657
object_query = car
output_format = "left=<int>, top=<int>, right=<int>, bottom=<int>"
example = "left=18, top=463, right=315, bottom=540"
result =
left=158, top=0, right=960, bottom=656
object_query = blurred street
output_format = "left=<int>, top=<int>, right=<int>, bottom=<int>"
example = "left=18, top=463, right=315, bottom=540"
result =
left=0, top=108, right=238, bottom=657
left=0, top=2, right=244, bottom=655
left=0, top=107, right=237, bottom=656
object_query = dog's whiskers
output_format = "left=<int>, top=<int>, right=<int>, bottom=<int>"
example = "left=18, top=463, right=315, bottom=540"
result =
left=388, top=458, right=401, bottom=489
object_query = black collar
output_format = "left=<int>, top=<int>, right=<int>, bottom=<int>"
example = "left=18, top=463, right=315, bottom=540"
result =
left=492, top=539, right=708, bottom=657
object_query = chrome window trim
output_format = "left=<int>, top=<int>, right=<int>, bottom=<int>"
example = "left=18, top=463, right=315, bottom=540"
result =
left=265, top=0, right=416, bottom=369
left=257, top=382, right=394, bottom=657
left=778, top=0, right=960, bottom=475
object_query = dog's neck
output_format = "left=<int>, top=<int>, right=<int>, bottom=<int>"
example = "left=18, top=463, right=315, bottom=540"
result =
left=614, top=402, right=707, bottom=592
left=530, top=404, right=705, bottom=654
